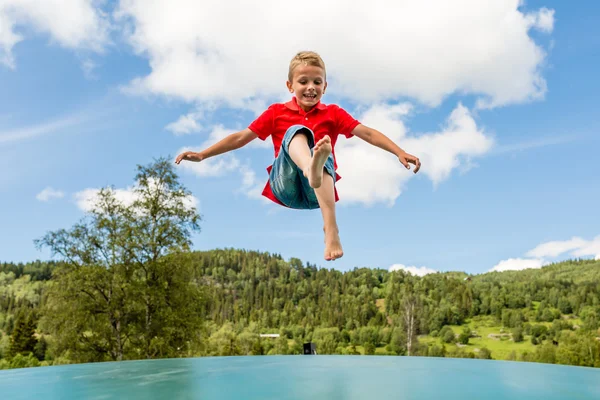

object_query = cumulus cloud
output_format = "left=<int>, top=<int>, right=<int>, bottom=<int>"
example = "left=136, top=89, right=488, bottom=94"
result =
left=389, top=264, right=438, bottom=277
left=175, top=124, right=241, bottom=177
left=236, top=167, right=269, bottom=202
left=527, top=7, right=555, bottom=33
left=115, top=0, right=554, bottom=109
left=74, top=178, right=199, bottom=213
left=527, top=236, right=600, bottom=261
left=74, top=187, right=136, bottom=212
left=0, top=10, right=21, bottom=68
left=0, top=0, right=110, bottom=69
left=175, top=122, right=272, bottom=202
left=335, top=102, right=494, bottom=206
left=166, top=113, right=203, bottom=135
left=490, top=235, right=600, bottom=272
left=490, top=258, right=548, bottom=272
left=36, top=187, right=64, bottom=202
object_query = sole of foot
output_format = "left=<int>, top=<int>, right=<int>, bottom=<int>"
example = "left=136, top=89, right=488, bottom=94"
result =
left=308, top=136, right=332, bottom=189
left=324, top=230, right=343, bottom=261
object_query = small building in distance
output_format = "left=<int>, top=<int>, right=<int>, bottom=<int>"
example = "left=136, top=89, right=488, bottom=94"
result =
left=259, top=334, right=280, bottom=338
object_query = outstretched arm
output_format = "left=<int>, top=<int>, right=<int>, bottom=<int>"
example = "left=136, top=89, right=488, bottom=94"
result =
left=350, top=124, right=421, bottom=173
left=175, top=128, right=259, bottom=164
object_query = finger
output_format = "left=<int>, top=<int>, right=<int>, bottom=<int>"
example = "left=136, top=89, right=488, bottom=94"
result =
left=400, top=158, right=410, bottom=169
left=414, top=158, right=421, bottom=173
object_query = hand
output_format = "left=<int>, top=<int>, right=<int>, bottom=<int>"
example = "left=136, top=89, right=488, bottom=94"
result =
left=398, top=151, right=421, bottom=173
left=175, top=151, right=203, bottom=165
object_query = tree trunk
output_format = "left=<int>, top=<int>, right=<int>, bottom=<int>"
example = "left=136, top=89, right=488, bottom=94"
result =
left=403, top=296, right=417, bottom=356
left=110, top=316, right=123, bottom=361
left=145, top=298, right=152, bottom=359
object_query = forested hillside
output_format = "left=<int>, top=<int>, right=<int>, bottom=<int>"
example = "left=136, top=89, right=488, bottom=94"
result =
left=1, top=253, right=599, bottom=370
left=1, top=159, right=598, bottom=370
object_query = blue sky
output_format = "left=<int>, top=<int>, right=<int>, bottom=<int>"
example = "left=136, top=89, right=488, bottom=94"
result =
left=1, top=0, right=599, bottom=275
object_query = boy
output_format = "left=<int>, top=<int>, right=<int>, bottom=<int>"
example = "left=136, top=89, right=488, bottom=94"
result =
left=175, top=51, right=421, bottom=262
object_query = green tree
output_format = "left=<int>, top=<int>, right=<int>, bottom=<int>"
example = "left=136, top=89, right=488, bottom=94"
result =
left=8, top=311, right=37, bottom=358
left=364, top=342, right=376, bottom=355
left=439, top=326, right=455, bottom=344
left=458, top=326, right=471, bottom=345
left=428, top=344, right=446, bottom=357
left=512, top=327, right=524, bottom=343
left=35, top=158, right=204, bottom=362
left=477, top=347, right=492, bottom=360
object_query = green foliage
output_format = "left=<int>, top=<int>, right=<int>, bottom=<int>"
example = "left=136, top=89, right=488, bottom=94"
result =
left=458, top=326, right=471, bottom=345
left=439, top=326, right=455, bottom=344
left=363, top=342, right=376, bottom=355
left=33, top=158, right=205, bottom=363
left=512, top=327, right=524, bottom=343
left=0, top=353, right=40, bottom=370
left=428, top=344, right=446, bottom=357
left=477, top=347, right=492, bottom=360
left=8, top=311, right=37, bottom=358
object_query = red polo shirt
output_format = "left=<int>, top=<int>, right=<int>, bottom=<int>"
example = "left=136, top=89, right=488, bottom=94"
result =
left=248, top=97, right=360, bottom=207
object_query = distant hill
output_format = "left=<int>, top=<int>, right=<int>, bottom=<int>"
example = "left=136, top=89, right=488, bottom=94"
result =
left=472, top=258, right=600, bottom=284
left=1, top=251, right=599, bottom=369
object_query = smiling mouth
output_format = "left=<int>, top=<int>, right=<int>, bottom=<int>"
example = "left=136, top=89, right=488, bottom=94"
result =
left=303, top=93, right=317, bottom=100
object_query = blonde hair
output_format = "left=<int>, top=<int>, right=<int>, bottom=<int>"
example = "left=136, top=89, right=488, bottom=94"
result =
left=288, top=51, right=326, bottom=81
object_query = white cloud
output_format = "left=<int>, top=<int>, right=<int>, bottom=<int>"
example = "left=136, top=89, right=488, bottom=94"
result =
left=175, top=123, right=272, bottom=202
left=526, top=236, right=600, bottom=261
left=572, top=237, right=600, bottom=260
left=74, top=178, right=199, bottom=213
left=166, top=112, right=203, bottom=135
left=490, top=258, right=548, bottom=272
left=526, top=237, right=589, bottom=258
left=74, top=187, right=138, bottom=212
left=175, top=125, right=242, bottom=177
left=335, top=102, right=494, bottom=206
left=115, top=0, right=554, bottom=109
left=389, top=264, right=438, bottom=277
left=0, top=0, right=110, bottom=69
left=0, top=10, right=21, bottom=68
left=236, top=167, right=268, bottom=202
left=36, top=187, right=64, bottom=202
left=490, top=235, right=600, bottom=272
left=527, top=7, right=555, bottom=33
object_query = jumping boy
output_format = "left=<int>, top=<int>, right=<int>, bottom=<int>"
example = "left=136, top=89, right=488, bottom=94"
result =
left=175, top=51, right=421, bottom=262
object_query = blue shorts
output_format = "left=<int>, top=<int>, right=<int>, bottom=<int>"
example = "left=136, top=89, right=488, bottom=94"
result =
left=269, top=125, right=336, bottom=210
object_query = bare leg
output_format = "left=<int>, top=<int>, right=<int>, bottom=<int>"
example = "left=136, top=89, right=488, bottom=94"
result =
left=288, top=134, right=343, bottom=261
left=314, top=173, right=344, bottom=261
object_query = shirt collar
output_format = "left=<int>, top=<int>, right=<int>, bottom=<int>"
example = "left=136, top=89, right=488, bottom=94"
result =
left=284, top=96, right=326, bottom=112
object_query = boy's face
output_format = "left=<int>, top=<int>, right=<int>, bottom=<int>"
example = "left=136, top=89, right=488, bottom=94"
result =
left=287, top=65, right=327, bottom=111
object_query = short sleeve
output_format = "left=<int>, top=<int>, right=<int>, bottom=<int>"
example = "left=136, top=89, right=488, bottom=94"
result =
left=334, top=106, right=360, bottom=138
left=248, top=105, right=275, bottom=141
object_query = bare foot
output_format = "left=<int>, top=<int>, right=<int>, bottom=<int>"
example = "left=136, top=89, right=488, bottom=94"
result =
left=306, top=136, right=332, bottom=189
left=324, top=228, right=344, bottom=261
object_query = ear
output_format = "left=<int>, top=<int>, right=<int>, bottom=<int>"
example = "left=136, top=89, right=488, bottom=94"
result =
left=323, top=81, right=328, bottom=94
left=286, top=80, right=293, bottom=93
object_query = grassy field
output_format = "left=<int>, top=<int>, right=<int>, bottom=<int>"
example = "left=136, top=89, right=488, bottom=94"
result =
left=285, top=300, right=585, bottom=359
left=417, top=315, right=539, bottom=360
left=345, top=314, right=574, bottom=359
